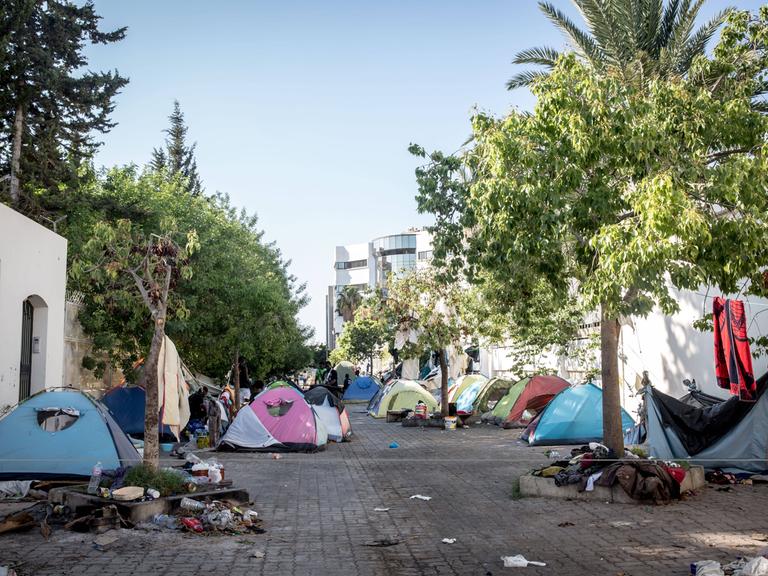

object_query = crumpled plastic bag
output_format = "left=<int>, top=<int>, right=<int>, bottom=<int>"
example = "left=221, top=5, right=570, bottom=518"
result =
left=694, top=560, right=724, bottom=576
left=203, top=509, right=234, bottom=531
left=501, top=555, right=546, bottom=568
left=0, top=481, right=32, bottom=500
left=741, top=556, right=768, bottom=576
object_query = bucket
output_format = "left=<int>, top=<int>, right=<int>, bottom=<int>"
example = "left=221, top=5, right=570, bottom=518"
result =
left=444, top=416, right=457, bottom=430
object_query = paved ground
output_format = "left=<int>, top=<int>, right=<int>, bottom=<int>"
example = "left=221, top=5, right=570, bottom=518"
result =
left=2, top=408, right=767, bottom=576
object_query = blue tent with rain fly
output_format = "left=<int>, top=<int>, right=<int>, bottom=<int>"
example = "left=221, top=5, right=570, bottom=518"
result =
left=521, top=383, right=635, bottom=446
left=0, top=388, right=141, bottom=480
left=102, top=385, right=175, bottom=440
left=343, top=376, right=381, bottom=403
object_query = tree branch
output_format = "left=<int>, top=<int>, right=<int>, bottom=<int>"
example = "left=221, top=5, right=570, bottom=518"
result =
left=706, top=147, right=756, bottom=163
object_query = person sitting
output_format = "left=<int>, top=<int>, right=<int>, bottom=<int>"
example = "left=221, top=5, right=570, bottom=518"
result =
left=343, top=374, right=351, bottom=393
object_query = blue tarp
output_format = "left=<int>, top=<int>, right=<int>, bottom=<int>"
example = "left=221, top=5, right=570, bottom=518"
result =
left=0, top=389, right=140, bottom=480
left=343, top=376, right=381, bottom=402
left=102, top=386, right=174, bottom=439
left=522, top=383, right=635, bottom=446
left=455, top=379, right=488, bottom=413
left=646, top=385, right=768, bottom=474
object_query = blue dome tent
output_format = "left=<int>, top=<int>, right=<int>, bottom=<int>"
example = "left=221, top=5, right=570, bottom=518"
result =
left=521, top=383, right=635, bottom=446
left=343, top=376, right=381, bottom=403
left=0, top=388, right=141, bottom=480
left=102, top=385, right=176, bottom=440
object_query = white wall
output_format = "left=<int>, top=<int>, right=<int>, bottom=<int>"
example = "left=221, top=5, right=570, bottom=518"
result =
left=0, top=204, right=67, bottom=409
left=619, top=288, right=768, bottom=416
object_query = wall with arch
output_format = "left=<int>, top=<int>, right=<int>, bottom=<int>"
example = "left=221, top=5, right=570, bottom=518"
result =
left=0, top=204, right=67, bottom=410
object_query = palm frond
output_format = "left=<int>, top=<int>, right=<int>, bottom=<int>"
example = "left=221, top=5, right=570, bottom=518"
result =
left=506, top=70, right=550, bottom=90
left=638, top=0, right=664, bottom=55
left=512, top=46, right=563, bottom=67
left=538, top=1, right=602, bottom=64
left=676, top=7, right=732, bottom=73
left=572, top=0, right=626, bottom=65
left=659, top=0, right=682, bottom=47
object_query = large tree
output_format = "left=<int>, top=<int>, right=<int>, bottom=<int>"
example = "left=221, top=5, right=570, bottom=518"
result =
left=72, top=220, right=197, bottom=468
left=65, top=167, right=311, bottom=386
left=150, top=100, right=203, bottom=196
left=508, top=0, right=729, bottom=89
left=382, top=270, right=470, bottom=417
left=0, top=0, right=127, bottom=203
left=332, top=301, right=390, bottom=374
left=415, top=9, right=768, bottom=454
left=336, top=285, right=363, bottom=323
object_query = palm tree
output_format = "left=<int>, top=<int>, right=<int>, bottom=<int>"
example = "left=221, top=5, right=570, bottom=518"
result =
left=336, top=286, right=363, bottom=323
left=508, top=0, right=731, bottom=89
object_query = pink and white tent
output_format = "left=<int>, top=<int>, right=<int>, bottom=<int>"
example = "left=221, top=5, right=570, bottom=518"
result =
left=217, top=388, right=328, bottom=452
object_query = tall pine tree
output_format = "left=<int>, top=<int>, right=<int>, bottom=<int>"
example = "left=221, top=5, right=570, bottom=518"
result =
left=151, top=100, right=203, bottom=196
left=0, top=0, right=127, bottom=204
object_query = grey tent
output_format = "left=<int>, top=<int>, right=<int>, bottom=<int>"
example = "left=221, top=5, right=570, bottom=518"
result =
left=645, top=373, right=768, bottom=474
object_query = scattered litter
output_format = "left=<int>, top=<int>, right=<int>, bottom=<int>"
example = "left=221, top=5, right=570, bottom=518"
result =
left=93, top=531, right=119, bottom=551
left=557, top=522, right=575, bottom=527
left=717, top=486, right=734, bottom=493
left=741, top=557, right=768, bottom=576
left=389, top=442, right=399, bottom=449
left=40, top=517, right=51, bottom=540
left=501, top=555, right=546, bottom=568
left=442, top=538, right=456, bottom=544
left=363, top=538, right=400, bottom=547
left=181, top=517, right=204, bottom=533
left=180, top=497, right=206, bottom=511
left=110, top=486, right=144, bottom=501
left=152, top=514, right=178, bottom=530
left=692, top=560, right=723, bottom=576
left=251, top=551, right=265, bottom=559
left=373, top=507, right=390, bottom=512
left=146, top=489, right=160, bottom=500
left=0, top=480, right=33, bottom=500
left=271, top=454, right=282, bottom=460
left=409, top=495, right=431, bottom=501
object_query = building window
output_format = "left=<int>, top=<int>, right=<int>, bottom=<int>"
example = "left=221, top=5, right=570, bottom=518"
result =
left=335, top=259, right=367, bottom=270
left=418, top=250, right=433, bottom=260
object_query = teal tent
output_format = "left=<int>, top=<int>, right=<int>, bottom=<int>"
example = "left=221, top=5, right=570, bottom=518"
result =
left=521, top=383, right=635, bottom=446
left=0, top=388, right=141, bottom=480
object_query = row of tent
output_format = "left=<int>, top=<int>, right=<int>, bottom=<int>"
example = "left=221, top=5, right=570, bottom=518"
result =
left=366, top=373, right=635, bottom=446
left=0, top=382, right=358, bottom=480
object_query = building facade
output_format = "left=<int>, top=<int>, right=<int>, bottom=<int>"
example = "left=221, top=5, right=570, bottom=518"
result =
left=0, top=204, right=67, bottom=411
left=326, top=228, right=432, bottom=349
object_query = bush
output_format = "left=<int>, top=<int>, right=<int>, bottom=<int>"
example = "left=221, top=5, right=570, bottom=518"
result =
left=123, top=464, right=187, bottom=496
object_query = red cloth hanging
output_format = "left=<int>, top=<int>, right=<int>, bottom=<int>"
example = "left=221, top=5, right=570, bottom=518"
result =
left=713, top=297, right=756, bottom=402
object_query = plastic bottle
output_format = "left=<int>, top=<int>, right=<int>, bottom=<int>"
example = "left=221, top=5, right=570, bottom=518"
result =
left=87, top=461, right=102, bottom=495
left=180, top=497, right=205, bottom=511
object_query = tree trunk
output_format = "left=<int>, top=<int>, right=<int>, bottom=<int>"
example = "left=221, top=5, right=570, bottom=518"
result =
left=438, top=349, right=449, bottom=418
left=233, top=347, right=240, bottom=409
left=10, top=103, right=23, bottom=203
left=141, top=316, right=166, bottom=470
left=600, top=305, right=624, bottom=456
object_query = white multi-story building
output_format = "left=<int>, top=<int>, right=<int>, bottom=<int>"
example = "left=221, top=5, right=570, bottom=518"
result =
left=325, top=228, right=432, bottom=349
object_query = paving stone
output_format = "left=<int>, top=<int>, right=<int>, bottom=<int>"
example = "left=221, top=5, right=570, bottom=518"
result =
left=1, top=412, right=767, bottom=575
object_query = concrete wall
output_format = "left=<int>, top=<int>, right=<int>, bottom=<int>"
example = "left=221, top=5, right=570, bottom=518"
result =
left=0, top=204, right=67, bottom=410
left=63, top=300, right=120, bottom=397
left=618, top=288, right=768, bottom=416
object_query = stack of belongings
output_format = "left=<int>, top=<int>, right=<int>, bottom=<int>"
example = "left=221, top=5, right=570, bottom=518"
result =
left=532, top=443, right=682, bottom=504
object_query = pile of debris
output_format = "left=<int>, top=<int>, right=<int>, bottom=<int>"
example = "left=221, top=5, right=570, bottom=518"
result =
left=692, top=553, right=768, bottom=575
left=140, top=497, right=262, bottom=535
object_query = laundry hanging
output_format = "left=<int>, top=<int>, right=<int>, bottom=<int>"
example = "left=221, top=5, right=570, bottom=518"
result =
left=713, top=297, right=756, bottom=402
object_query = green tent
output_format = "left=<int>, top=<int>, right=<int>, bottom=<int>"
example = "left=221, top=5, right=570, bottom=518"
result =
left=369, top=380, right=438, bottom=418
left=473, top=378, right=515, bottom=414
left=488, top=377, right=531, bottom=421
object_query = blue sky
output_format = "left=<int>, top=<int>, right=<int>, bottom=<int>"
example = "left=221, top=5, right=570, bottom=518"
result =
left=86, top=0, right=762, bottom=341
